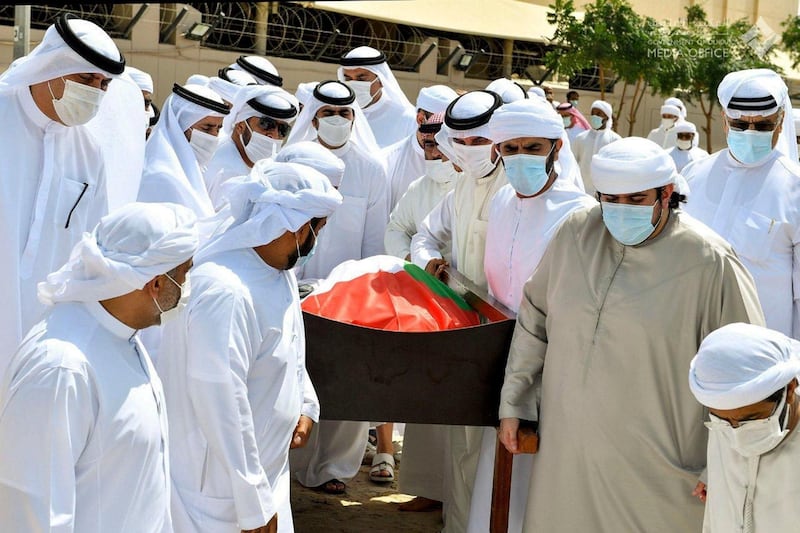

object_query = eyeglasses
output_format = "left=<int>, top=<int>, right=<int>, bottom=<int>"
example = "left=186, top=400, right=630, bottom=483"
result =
left=726, top=119, right=779, bottom=132
left=257, top=117, right=290, bottom=138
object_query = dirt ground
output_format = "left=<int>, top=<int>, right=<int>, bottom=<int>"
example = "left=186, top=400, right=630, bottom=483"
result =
left=291, top=432, right=443, bottom=533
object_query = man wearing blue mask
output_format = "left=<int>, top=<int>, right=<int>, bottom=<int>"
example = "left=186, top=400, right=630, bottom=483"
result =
left=689, top=323, right=800, bottom=531
left=157, top=161, right=342, bottom=533
left=498, top=136, right=764, bottom=532
left=468, top=97, right=594, bottom=532
left=571, top=99, right=622, bottom=195
left=683, top=69, right=800, bottom=341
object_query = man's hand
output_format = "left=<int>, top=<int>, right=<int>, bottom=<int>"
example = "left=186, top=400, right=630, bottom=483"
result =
left=424, top=258, right=449, bottom=280
left=692, top=481, right=707, bottom=503
left=242, top=513, right=277, bottom=533
left=290, top=415, right=314, bottom=449
left=499, top=417, right=520, bottom=454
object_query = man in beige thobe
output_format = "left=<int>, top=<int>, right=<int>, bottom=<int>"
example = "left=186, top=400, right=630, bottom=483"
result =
left=499, top=137, right=765, bottom=532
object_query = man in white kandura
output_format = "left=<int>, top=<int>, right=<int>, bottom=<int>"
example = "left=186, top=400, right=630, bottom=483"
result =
left=572, top=99, right=621, bottom=195
left=499, top=137, right=764, bottom=532
left=0, top=14, right=125, bottom=374
left=338, top=46, right=417, bottom=148
left=410, top=90, right=507, bottom=532
left=689, top=322, right=800, bottom=532
left=647, top=103, right=681, bottom=148
left=0, top=202, right=198, bottom=532
left=286, top=80, right=389, bottom=495
left=204, top=84, right=299, bottom=210
left=139, top=83, right=230, bottom=218
left=683, top=68, right=800, bottom=339
left=158, top=161, right=342, bottom=533
left=468, top=96, right=596, bottom=533
left=666, top=121, right=709, bottom=172
left=383, top=84, right=458, bottom=209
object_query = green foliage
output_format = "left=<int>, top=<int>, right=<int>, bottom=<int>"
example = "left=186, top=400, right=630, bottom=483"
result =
left=781, top=15, right=800, bottom=69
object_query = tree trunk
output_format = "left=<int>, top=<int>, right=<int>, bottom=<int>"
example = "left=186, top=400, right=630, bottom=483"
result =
left=699, top=95, right=714, bottom=153
left=627, top=78, right=648, bottom=137
left=599, top=65, right=606, bottom=100
left=626, top=77, right=643, bottom=136
left=614, top=82, right=629, bottom=127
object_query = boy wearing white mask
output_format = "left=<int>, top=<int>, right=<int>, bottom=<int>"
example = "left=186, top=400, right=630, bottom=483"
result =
left=468, top=97, right=595, bottom=533
left=571, top=100, right=621, bottom=194
left=204, top=85, right=299, bottom=210
left=683, top=68, right=800, bottom=340
left=0, top=14, right=125, bottom=376
left=689, top=322, right=800, bottom=532
left=666, top=121, right=709, bottom=172
left=286, top=80, right=389, bottom=496
left=499, top=136, right=763, bottom=532
left=139, top=83, right=229, bottom=218
left=338, top=46, right=418, bottom=148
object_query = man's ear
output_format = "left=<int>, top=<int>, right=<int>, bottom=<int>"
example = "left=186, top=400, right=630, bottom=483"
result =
left=553, top=138, right=563, bottom=161
left=143, top=276, right=161, bottom=298
left=311, top=116, right=319, bottom=130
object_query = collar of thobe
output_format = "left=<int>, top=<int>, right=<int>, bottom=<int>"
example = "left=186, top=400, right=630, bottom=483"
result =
left=244, top=247, right=283, bottom=279
left=18, top=84, right=58, bottom=130
left=329, top=141, right=353, bottom=158
left=83, top=300, right=136, bottom=340
left=362, top=93, right=389, bottom=116
left=724, top=147, right=781, bottom=169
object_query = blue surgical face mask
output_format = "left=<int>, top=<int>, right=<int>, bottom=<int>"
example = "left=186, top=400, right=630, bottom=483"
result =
left=601, top=200, right=661, bottom=246
left=570, top=99, right=579, bottom=107
left=502, top=144, right=555, bottom=197
left=590, top=115, right=605, bottom=130
left=295, top=225, right=318, bottom=268
left=727, top=129, right=775, bottom=165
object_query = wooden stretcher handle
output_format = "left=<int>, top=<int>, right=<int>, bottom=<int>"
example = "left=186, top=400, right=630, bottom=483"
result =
left=490, top=429, right=539, bottom=533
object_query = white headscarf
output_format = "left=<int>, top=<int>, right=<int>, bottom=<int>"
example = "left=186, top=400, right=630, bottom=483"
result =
left=196, top=160, right=343, bottom=263
left=591, top=100, right=614, bottom=130
left=126, top=66, right=153, bottom=93
left=141, top=84, right=228, bottom=217
left=416, top=84, right=458, bottom=114
left=274, top=141, right=345, bottom=187
left=660, top=104, right=681, bottom=117
left=295, top=81, right=318, bottom=107
left=689, top=323, right=800, bottom=409
left=592, top=136, right=688, bottom=195
left=673, top=122, right=697, bottom=135
left=793, top=108, right=800, bottom=134
left=664, top=97, right=687, bottom=118
left=284, top=80, right=380, bottom=154
left=488, top=98, right=582, bottom=190
left=0, top=15, right=124, bottom=91
left=336, top=46, right=414, bottom=110
left=222, top=84, right=299, bottom=134
left=229, top=55, right=282, bottom=87
left=434, top=90, right=502, bottom=166
left=186, top=74, right=210, bottom=87
left=527, top=86, right=546, bottom=100
left=718, top=68, right=797, bottom=161
left=485, top=78, right=528, bottom=104
left=38, top=202, right=198, bottom=305
left=207, top=72, right=258, bottom=105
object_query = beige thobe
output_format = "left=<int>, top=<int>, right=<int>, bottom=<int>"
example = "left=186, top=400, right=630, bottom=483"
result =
left=500, top=207, right=764, bottom=532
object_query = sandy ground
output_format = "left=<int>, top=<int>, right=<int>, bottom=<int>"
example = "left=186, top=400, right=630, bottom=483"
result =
left=291, top=432, right=443, bottom=532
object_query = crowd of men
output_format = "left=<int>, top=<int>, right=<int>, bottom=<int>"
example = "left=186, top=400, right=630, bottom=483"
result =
left=0, top=13, right=798, bottom=533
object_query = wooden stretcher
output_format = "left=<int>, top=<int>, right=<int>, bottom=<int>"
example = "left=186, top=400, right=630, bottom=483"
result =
left=303, top=267, right=538, bottom=532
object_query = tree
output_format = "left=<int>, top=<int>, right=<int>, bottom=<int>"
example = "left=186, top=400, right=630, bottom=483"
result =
left=545, top=0, right=688, bottom=135
left=678, top=6, right=779, bottom=152
left=781, top=15, right=800, bottom=69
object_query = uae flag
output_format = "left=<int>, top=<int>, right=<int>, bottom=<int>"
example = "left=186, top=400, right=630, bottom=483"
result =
left=301, top=255, right=481, bottom=331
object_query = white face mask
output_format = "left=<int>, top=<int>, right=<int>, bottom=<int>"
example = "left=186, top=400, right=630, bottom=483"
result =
left=49, top=77, right=106, bottom=126
left=153, top=272, right=191, bottom=324
left=347, top=79, right=381, bottom=108
left=676, top=138, right=693, bottom=150
left=705, top=389, right=790, bottom=458
left=425, top=159, right=459, bottom=184
left=316, top=115, right=352, bottom=148
left=189, top=128, right=219, bottom=168
left=450, top=142, right=497, bottom=178
left=242, top=120, right=281, bottom=164
left=661, top=117, right=677, bottom=129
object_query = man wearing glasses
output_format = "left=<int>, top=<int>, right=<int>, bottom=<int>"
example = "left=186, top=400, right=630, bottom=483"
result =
left=204, top=85, right=299, bottom=211
left=683, top=68, right=800, bottom=340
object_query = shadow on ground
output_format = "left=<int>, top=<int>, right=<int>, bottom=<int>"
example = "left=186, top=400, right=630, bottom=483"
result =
left=292, top=464, right=443, bottom=532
